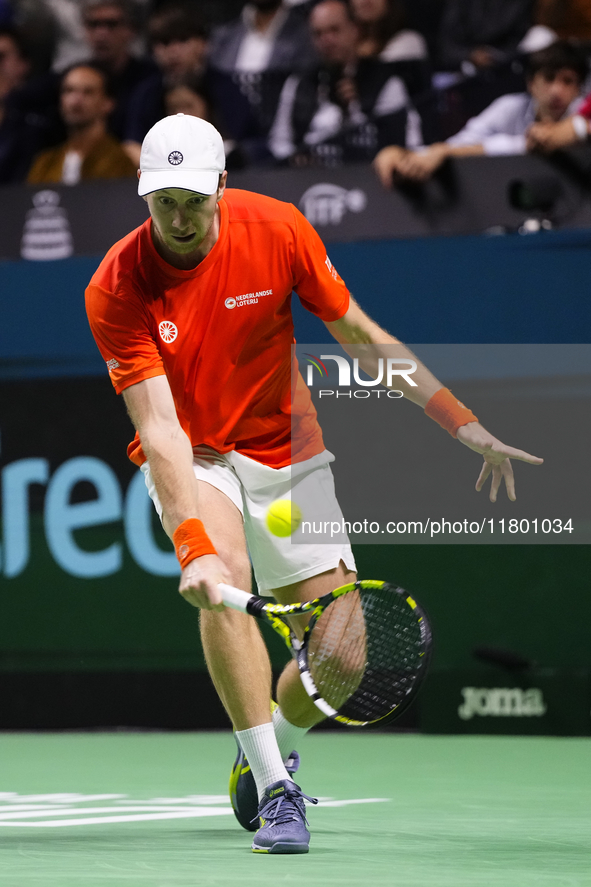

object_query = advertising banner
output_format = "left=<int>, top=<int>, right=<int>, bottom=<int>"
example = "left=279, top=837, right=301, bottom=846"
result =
left=420, top=668, right=591, bottom=736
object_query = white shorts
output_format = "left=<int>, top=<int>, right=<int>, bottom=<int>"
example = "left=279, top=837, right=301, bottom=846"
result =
left=141, top=446, right=356, bottom=594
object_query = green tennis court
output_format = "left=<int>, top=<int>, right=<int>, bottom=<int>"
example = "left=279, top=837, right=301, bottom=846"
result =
left=0, top=731, right=589, bottom=886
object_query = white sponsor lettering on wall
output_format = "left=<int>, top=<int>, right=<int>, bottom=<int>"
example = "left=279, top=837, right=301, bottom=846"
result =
left=458, top=686, right=547, bottom=720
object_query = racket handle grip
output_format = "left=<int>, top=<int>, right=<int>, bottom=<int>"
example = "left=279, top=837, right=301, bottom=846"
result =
left=218, top=583, right=255, bottom=614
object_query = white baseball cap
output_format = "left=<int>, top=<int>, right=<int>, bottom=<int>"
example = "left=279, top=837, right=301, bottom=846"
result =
left=138, top=114, right=226, bottom=197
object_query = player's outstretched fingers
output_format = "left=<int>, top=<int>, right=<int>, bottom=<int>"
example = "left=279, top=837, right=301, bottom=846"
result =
left=500, top=459, right=516, bottom=502
left=500, top=446, right=544, bottom=465
left=475, top=460, right=492, bottom=492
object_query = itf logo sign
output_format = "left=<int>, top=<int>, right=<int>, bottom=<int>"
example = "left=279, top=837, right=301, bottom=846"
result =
left=299, top=184, right=367, bottom=226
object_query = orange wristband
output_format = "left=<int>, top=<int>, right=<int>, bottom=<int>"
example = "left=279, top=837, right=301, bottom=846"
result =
left=172, top=518, right=217, bottom=569
left=425, top=387, right=478, bottom=438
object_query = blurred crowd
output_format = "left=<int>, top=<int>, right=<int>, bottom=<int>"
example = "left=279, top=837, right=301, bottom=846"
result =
left=1, top=0, right=591, bottom=187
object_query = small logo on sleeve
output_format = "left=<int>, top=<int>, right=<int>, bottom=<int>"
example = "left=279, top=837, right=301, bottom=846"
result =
left=159, top=321, right=178, bottom=343
left=325, top=255, right=338, bottom=281
left=106, top=358, right=119, bottom=373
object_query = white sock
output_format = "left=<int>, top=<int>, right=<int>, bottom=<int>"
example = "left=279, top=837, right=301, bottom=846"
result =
left=235, top=723, right=292, bottom=801
left=272, top=707, right=311, bottom=761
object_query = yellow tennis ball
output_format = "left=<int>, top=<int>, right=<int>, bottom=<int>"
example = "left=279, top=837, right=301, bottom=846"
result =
left=266, top=499, right=302, bottom=537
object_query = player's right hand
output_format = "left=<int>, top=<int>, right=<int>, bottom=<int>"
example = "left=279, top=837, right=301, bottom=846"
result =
left=178, top=554, right=228, bottom=611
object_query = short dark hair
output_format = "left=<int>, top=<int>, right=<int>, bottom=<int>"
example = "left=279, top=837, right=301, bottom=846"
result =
left=347, top=0, right=406, bottom=51
left=148, top=3, right=207, bottom=46
left=60, top=61, right=115, bottom=98
left=164, top=72, right=211, bottom=102
left=314, top=0, right=355, bottom=23
left=0, top=26, right=30, bottom=60
left=83, top=0, right=137, bottom=27
left=527, top=40, right=589, bottom=85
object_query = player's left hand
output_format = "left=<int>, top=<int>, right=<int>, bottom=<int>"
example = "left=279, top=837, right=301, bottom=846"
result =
left=456, top=421, right=544, bottom=502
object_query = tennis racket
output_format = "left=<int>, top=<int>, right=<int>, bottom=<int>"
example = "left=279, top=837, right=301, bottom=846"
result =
left=219, top=579, right=432, bottom=727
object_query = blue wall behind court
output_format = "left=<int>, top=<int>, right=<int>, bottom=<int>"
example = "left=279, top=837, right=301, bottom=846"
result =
left=2, top=228, right=591, bottom=380
left=295, top=228, right=591, bottom=344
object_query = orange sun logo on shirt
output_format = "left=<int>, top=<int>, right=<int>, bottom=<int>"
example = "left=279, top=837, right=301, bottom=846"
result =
left=159, top=321, right=178, bottom=343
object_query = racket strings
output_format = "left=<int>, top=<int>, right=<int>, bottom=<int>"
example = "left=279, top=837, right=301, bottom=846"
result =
left=307, top=585, right=428, bottom=723
left=307, top=589, right=367, bottom=712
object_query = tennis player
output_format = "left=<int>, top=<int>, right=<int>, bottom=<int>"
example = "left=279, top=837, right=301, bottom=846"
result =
left=85, top=113, right=543, bottom=854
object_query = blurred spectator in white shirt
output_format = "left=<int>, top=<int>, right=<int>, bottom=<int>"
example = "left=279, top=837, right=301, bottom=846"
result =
left=374, top=40, right=587, bottom=185
left=269, top=0, right=421, bottom=166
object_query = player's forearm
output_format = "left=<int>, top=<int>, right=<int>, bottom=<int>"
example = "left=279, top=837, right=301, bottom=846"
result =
left=139, top=426, right=201, bottom=533
left=362, top=343, right=443, bottom=406
left=326, top=302, right=443, bottom=405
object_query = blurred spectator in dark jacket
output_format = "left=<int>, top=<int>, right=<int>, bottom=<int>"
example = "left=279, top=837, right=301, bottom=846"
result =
left=269, top=0, right=421, bottom=165
left=163, top=74, right=246, bottom=169
left=209, top=0, right=315, bottom=75
left=82, top=0, right=156, bottom=139
left=123, top=2, right=207, bottom=165
left=0, top=26, right=47, bottom=182
left=350, top=0, right=428, bottom=62
left=164, top=75, right=210, bottom=121
left=438, top=0, right=536, bottom=71
left=28, top=62, right=136, bottom=183
left=0, top=1, right=12, bottom=27
left=149, top=2, right=207, bottom=83
left=0, top=28, right=31, bottom=120
left=206, top=0, right=317, bottom=161
left=374, top=40, right=587, bottom=185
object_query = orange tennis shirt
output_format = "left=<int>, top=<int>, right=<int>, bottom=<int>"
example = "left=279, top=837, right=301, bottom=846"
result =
left=85, top=189, right=350, bottom=469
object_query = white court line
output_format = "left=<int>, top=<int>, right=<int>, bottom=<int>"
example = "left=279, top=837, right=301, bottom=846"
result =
left=0, top=806, right=219, bottom=821
left=0, top=797, right=391, bottom=828
left=132, top=795, right=230, bottom=805
left=0, top=794, right=125, bottom=803
left=0, top=809, right=235, bottom=828
left=317, top=798, right=390, bottom=807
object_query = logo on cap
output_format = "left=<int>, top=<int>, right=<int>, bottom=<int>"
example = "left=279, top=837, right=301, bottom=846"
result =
left=168, top=151, right=183, bottom=165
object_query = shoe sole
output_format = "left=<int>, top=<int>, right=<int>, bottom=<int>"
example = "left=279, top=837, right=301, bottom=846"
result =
left=229, top=700, right=280, bottom=834
left=252, top=841, right=310, bottom=854
left=229, top=747, right=258, bottom=832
